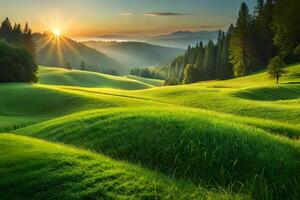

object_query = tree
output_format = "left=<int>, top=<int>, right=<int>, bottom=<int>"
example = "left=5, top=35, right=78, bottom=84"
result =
left=80, top=60, right=87, bottom=70
left=267, top=56, right=286, bottom=84
left=65, top=62, right=72, bottom=70
left=182, top=64, right=199, bottom=84
left=293, top=45, right=300, bottom=58
left=272, top=0, right=300, bottom=59
left=230, top=3, right=254, bottom=77
left=253, top=0, right=276, bottom=68
left=23, top=22, right=34, bottom=55
left=0, top=18, right=13, bottom=43
left=164, top=77, right=179, bottom=86
left=0, top=40, right=37, bottom=83
left=203, top=40, right=216, bottom=79
left=12, top=23, right=23, bottom=45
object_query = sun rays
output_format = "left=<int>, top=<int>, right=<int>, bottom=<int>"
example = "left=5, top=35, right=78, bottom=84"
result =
left=53, top=28, right=61, bottom=37
left=35, top=33, right=82, bottom=67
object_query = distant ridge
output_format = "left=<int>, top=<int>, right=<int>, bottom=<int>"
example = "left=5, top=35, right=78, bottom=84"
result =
left=74, top=30, right=220, bottom=49
left=148, top=30, right=219, bottom=48
left=83, top=41, right=184, bottom=70
left=157, top=30, right=219, bottom=38
left=33, top=33, right=126, bottom=74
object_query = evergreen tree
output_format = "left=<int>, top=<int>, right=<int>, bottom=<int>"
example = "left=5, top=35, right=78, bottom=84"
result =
left=254, top=0, right=276, bottom=68
left=218, top=26, right=234, bottom=79
left=182, top=64, right=199, bottom=84
left=0, top=18, right=13, bottom=43
left=12, top=23, right=23, bottom=45
left=272, top=0, right=300, bottom=61
left=203, top=40, right=216, bottom=79
left=80, top=60, right=87, bottom=70
left=230, top=3, right=254, bottom=77
left=65, top=62, right=72, bottom=70
left=23, top=22, right=35, bottom=55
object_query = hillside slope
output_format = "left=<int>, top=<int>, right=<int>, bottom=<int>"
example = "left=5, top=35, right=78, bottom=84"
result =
left=83, top=41, right=184, bottom=70
left=0, top=134, right=240, bottom=200
left=16, top=107, right=300, bottom=199
left=33, top=33, right=126, bottom=74
left=126, top=75, right=164, bottom=87
left=0, top=64, right=299, bottom=199
left=38, top=66, right=157, bottom=89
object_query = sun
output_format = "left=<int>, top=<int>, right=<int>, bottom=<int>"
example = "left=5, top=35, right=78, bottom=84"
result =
left=53, top=28, right=61, bottom=37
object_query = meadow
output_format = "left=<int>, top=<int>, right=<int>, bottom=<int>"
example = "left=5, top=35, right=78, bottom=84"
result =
left=0, top=64, right=299, bottom=200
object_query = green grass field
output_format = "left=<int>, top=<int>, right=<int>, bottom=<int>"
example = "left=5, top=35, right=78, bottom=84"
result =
left=1, top=65, right=299, bottom=199
left=38, top=66, right=158, bottom=89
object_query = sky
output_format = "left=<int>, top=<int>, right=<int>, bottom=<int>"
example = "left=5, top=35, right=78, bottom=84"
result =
left=0, top=0, right=256, bottom=37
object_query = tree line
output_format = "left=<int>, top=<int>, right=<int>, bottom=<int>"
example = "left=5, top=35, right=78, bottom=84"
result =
left=0, top=18, right=37, bottom=82
left=133, top=0, right=300, bottom=85
left=130, top=67, right=166, bottom=80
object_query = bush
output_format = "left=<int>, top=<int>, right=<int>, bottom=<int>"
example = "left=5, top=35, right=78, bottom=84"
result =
left=0, top=40, right=38, bottom=83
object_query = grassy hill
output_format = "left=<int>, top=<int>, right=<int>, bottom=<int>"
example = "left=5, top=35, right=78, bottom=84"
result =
left=38, top=66, right=157, bottom=89
left=0, top=63, right=299, bottom=199
left=0, top=134, right=241, bottom=200
left=126, top=75, right=164, bottom=87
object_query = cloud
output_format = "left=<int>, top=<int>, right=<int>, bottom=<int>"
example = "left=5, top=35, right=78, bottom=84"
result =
left=121, top=13, right=133, bottom=16
left=144, top=12, right=192, bottom=17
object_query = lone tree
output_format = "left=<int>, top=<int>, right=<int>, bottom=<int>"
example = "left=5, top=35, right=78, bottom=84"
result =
left=80, top=60, right=87, bottom=70
left=267, top=56, right=286, bottom=84
left=65, top=62, right=72, bottom=70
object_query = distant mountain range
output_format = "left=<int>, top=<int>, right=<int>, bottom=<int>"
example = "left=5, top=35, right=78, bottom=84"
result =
left=33, top=33, right=126, bottom=74
left=83, top=41, right=184, bottom=69
left=147, top=31, right=219, bottom=48
left=74, top=30, right=219, bottom=49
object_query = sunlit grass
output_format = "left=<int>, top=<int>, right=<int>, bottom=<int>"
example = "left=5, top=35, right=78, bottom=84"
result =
left=38, top=66, right=155, bottom=89
left=0, top=63, right=299, bottom=199
left=1, top=134, right=244, bottom=200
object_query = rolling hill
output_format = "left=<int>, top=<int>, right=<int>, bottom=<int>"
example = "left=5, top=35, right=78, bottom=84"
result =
left=82, top=41, right=184, bottom=70
left=33, top=33, right=126, bottom=74
left=38, top=66, right=157, bottom=89
left=0, top=63, right=299, bottom=199
left=0, top=134, right=238, bottom=200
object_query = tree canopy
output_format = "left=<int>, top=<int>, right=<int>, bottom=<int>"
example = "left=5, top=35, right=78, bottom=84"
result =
left=0, top=40, right=37, bottom=82
left=268, top=56, right=286, bottom=84
left=0, top=18, right=37, bottom=83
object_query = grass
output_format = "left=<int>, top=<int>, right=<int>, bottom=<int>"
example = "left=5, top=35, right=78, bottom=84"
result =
left=0, top=134, right=244, bottom=200
left=0, top=63, right=299, bottom=199
left=38, top=66, right=157, bottom=89
left=126, top=75, right=164, bottom=87
left=16, top=107, right=300, bottom=199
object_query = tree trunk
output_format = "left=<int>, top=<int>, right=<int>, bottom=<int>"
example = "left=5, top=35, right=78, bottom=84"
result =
left=276, top=75, right=279, bottom=84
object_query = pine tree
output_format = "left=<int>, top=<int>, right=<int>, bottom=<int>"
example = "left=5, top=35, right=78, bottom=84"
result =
left=0, top=18, right=13, bottom=43
left=230, top=3, right=254, bottom=77
left=253, top=0, right=276, bottom=68
left=12, top=23, right=23, bottom=45
left=80, top=60, right=87, bottom=70
left=203, top=40, right=216, bottom=79
left=182, top=64, right=199, bottom=84
left=23, top=22, right=35, bottom=55
left=272, top=0, right=300, bottom=61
